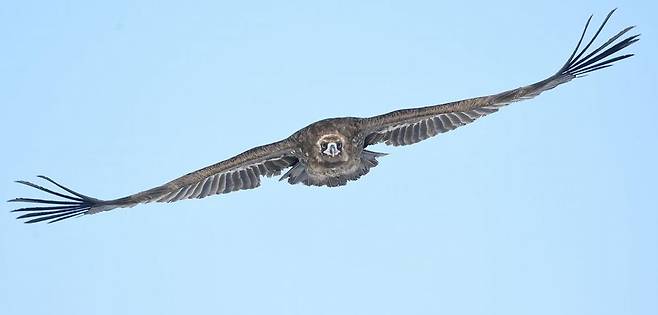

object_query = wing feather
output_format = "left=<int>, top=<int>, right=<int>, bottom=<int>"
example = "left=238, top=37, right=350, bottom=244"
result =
left=137, top=141, right=298, bottom=206
left=10, top=138, right=299, bottom=223
left=361, top=10, right=637, bottom=147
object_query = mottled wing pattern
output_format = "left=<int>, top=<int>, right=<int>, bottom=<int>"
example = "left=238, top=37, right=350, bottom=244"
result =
left=362, top=10, right=638, bottom=147
left=10, top=139, right=300, bottom=223
left=104, top=139, right=299, bottom=209
left=363, top=102, right=503, bottom=147
left=152, top=156, right=298, bottom=203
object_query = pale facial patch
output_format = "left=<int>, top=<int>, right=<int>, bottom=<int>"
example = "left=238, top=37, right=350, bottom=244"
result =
left=323, top=142, right=340, bottom=157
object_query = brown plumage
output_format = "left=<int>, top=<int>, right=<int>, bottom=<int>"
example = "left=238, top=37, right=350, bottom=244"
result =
left=10, top=10, right=639, bottom=223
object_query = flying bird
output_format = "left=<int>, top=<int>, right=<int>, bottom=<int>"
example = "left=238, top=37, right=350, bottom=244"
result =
left=10, top=10, right=639, bottom=223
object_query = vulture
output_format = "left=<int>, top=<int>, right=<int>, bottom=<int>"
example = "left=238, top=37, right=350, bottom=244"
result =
left=10, top=10, right=639, bottom=223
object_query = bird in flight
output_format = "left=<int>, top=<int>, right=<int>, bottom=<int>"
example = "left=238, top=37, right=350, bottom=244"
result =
left=10, top=10, right=639, bottom=223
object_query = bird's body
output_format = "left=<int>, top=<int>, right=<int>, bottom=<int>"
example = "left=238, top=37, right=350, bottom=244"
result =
left=10, top=10, right=640, bottom=223
left=284, top=117, right=385, bottom=187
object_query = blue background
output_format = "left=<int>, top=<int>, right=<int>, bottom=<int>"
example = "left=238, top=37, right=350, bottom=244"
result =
left=1, top=1, right=656, bottom=314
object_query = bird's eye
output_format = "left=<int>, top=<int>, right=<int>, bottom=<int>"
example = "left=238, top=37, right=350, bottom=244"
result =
left=336, top=142, right=342, bottom=150
left=321, top=143, right=327, bottom=150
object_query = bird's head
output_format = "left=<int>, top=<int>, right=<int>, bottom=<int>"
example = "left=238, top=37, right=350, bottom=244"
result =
left=317, top=134, right=347, bottom=161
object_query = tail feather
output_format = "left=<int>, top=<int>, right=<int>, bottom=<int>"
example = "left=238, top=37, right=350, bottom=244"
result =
left=9, top=176, right=100, bottom=224
left=559, top=9, right=639, bottom=77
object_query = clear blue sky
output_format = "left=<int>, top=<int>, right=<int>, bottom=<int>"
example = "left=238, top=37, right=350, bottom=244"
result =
left=1, top=1, right=656, bottom=314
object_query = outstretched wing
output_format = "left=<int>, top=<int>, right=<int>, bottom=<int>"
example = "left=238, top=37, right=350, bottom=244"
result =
left=10, top=139, right=299, bottom=223
left=360, top=10, right=638, bottom=147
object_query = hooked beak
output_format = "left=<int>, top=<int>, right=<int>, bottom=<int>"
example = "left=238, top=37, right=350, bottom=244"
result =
left=323, top=142, right=340, bottom=157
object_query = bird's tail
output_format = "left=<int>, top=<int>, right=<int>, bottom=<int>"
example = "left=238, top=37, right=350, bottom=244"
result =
left=8, top=176, right=105, bottom=224
left=557, top=9, right=639, bottom=78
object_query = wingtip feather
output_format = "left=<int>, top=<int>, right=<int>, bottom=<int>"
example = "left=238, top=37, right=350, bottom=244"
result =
left=10, top=176, right=99, bottom=224
left=559, top=9, right=638, bottom=78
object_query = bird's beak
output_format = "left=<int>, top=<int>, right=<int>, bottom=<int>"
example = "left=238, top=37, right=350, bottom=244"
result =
left=324, top=142, right=340, bottom=157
